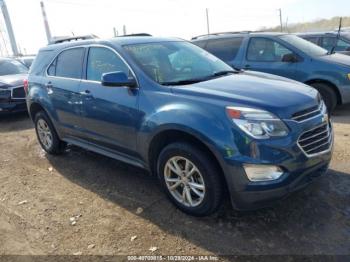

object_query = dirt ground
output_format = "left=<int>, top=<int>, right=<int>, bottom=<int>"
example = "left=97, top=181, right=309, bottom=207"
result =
left=0, top=105, right=349, bottom=258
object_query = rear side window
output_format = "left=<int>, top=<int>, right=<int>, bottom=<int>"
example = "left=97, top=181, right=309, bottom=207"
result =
left=48, top=48, right=85, bottom=79
left=205, top=37, right=243, bottom=62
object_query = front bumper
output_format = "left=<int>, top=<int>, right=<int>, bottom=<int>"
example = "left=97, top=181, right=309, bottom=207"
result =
left=0, top=100, right=27, bottom=114
left=221, top=115, right=333, bottom=211
left=228, top=156, right=331, bottom=211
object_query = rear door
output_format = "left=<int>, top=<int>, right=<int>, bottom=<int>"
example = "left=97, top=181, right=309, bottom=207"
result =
left=46, top=47, right=85, bottom=137
left=242, top=37, right=298, bottom=79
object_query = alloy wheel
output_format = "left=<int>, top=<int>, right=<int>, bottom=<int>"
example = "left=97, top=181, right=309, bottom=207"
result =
left=164, top=156, right=206, bottom=207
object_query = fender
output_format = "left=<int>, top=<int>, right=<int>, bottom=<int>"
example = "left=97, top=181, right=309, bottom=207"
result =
left=137, top=101, right=237, bottom=172
left=27, top=80, right=62, bottom=136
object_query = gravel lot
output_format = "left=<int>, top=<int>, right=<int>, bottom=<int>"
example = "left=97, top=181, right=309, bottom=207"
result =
left=0, top=105, right=349, bottom=257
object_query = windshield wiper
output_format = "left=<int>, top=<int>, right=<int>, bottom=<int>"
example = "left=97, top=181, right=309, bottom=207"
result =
left=161, top=78, right=208, bottom=86
left=160, top=69, right=241, bottom=86
left=213, top=70, right=240, bottom=77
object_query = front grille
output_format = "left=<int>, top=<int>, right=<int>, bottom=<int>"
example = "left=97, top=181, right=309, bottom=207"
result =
left=0, top=89, right=11, bottom=102
left=11, top=86, right=25, bottom=99
left=292, top=103, right=323, bottom=122
left=298, top=123, right=332, bottom=156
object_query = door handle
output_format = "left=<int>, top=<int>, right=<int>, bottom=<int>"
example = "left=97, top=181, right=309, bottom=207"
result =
left=79, top=90, right=91, bottom=95
left=45, top=82, right=53, bottom=94
left=45, top=82, right=53, bottom=88
left=79, top=90, right=93, bottom=99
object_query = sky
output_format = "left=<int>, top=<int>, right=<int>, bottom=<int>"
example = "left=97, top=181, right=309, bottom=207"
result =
left=1, top=0, right=350, bottom=54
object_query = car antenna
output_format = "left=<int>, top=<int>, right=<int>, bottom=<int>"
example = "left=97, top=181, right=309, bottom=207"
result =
left=330, top=17, right=342, bottom=55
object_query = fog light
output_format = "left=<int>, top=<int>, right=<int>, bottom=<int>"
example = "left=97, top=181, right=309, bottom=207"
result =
left=243, top=164, right=284, bottom=182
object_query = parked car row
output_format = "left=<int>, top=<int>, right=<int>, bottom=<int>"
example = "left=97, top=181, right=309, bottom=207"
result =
left=25, top=34, right=334, bottom=216
left=0, top=57, right=29, bottom=114
left=15, top=55, right=36, bottom=68
left=192, top=31, right=350, bottom=112
left=298, top=31, right=350, bottom=55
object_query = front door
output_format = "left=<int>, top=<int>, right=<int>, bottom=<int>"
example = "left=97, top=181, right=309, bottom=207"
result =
left=242, top=37, right=298, bottom=80
left=79, top=46, right=140, bottom=156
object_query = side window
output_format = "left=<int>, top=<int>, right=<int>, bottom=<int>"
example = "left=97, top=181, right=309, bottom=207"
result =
left=247, top=38, right=293, bottom=62
left=54, top=48, right=85, bottom=79
left=304, top=37, right=319, bottom=45
left=205, top=37, right=243, bottom=62
left=193, top=41, right=207, bottom=49
left=321, top=37, right=336, bottom=52
left=86, top=47, right=130, bottom=82
left=335, top=39, right=350, bottom=51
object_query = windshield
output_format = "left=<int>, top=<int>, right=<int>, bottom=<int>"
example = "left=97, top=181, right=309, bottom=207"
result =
left=123, top=41, right=234, bottom=85
left=0, top=59, right=28, bottom=76
left=279, top=35, right=328, bottom=56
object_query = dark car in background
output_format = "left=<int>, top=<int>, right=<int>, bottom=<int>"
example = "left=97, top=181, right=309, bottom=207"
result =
left=192, top=32, right=350, bottom=112
left=0, top=58, right=28, bottom=114
left=16, top=55, right=36, bottom=68
left=26, top=36, right=332, bottom=216
left=298, top=31, right=350, bottom=56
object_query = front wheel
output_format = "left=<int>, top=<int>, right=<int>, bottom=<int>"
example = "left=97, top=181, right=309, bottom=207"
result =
left=157, top=142, right=223, bottom=216
left=310, top=82, right=337, bottom=113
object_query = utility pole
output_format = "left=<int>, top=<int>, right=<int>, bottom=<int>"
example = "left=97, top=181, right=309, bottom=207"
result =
left=278, top=8, right=283, bottom=32
left=40, top=1, right=52, bottom=44
left=123, top=25, right=127, bottom=35
left=0, top=0, right=18, bottom=56
left=113, top=27, right=118, bottom=37
left=206, top=8, right=210, bottom=35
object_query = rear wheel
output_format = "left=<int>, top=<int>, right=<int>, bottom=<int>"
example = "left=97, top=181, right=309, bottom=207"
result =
left=157, top=142, right=223, bottom=216
left=310, top=82, right=337, bottom=113
left=34, top=111, right=66, bottom=154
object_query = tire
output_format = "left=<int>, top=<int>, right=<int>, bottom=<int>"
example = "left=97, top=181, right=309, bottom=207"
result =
left=310, top=82, right=337, bottom=113
left=34, top=111, right=66, bottom=155
left=157, top=142, right=223, bottom=216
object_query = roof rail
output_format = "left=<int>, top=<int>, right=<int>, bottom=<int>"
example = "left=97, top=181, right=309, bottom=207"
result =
left=49, top=34, right=99, bottom=45
left=118, top=33, right=152, bottom=37
left=191, top=31, right=252, bottom=40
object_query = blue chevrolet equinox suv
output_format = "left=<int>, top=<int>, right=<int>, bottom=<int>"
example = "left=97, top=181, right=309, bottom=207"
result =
left=192, top=32, right=350, bottom=112
left=26, top=36, right=333, bottom=216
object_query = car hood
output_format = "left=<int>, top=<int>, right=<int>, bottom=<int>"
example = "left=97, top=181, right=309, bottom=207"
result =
left=172, top=71, right=319, bottom=119
left=0, top=74, right=27, bottom=88
left=317, top=53, right=350, bottom=67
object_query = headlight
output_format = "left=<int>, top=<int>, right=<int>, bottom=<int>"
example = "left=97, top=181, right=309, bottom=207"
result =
left=347, top=73, right=350, bottom=81
left=226, top=106, right=289, bottom=139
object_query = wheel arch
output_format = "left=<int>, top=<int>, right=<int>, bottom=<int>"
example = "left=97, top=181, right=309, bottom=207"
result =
left=29, top=102, right=47, bottom=121
left=147, top=128, right=229, bottom=194
left=305, top=79, right=342, bottom=105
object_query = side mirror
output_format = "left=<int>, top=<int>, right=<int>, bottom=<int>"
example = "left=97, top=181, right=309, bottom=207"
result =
left=101, top=71, right=137, bottom=88
left=282, top=53, right=298, bottom=63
